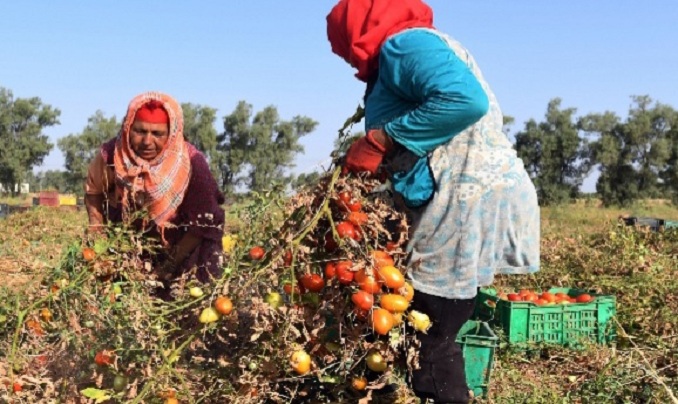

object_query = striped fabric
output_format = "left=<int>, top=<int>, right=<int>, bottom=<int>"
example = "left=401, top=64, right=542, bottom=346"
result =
left=113, top=92, right=191, bottom=228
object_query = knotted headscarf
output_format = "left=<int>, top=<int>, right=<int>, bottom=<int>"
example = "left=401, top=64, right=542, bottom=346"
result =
left=327, top=0, right=434, bottom=82
left=113, top=92, right=191, bottom=229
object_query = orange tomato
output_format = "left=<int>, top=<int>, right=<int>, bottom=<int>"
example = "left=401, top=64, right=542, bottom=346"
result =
left=347, top=211, right=369, bottom=227
left=399, top=282, right=415, bottom=302
left=376, top=265, right=405, bottom=289
left=82, top=247, right=96, bottom=262
left=371, top=250, right=394, bottom=268
left=356, top=269, right=381, bottom=294
left=290, top=350, right=311, bottom=375
left=351, top=376, right=367, bottom=391
left=40, top=307, right=53, bottom=322
left=371, top=308, right=395, bottom=335
left=214, top=296, right=233, bottom=315
left=380, top=294, right=410, bottom=313
left=540, top=292, right=556, bottom=303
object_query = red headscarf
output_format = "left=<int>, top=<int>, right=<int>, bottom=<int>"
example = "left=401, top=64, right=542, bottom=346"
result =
left=327, top=0, right=434, bottom=82
left=113, top=92, right=191, bottom=230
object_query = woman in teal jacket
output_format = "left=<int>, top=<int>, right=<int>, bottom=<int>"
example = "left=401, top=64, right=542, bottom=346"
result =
left=327, top=0, right=540, bottom=402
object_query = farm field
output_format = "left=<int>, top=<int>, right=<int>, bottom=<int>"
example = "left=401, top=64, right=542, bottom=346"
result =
left=0, top=197, right=677, bottom=403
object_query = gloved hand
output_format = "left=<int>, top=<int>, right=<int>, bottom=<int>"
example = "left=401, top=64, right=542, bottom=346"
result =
left=343, top=129, right=390, bottom=175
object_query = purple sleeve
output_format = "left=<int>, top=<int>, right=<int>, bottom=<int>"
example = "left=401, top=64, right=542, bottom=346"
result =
left=176, top=145, right=225, bottom=241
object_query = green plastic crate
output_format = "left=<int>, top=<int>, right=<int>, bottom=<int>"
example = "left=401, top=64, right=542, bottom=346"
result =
left=475, top=288, right=616, bottom=349
left=456, top=320, right=497, bottom=398
left=663, top=220, right=678, bottom=229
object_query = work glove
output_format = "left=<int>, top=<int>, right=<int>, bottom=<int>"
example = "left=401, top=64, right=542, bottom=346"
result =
left=343, top=130, right=389, bottom=175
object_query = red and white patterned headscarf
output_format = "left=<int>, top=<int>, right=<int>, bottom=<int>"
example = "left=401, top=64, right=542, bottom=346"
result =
left=113, top=91, right=191, bottom=228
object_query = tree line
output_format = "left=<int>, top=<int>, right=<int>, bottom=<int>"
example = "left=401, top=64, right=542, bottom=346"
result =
left=1, top=85, right=677, bottom=206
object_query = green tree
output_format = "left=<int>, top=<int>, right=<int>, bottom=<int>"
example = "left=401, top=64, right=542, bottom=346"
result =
left=660, top=109, right=678, bottom=202
left=57, top=111, right=119, bottom=194
left=514, top=98, right=591, bottom=205
left=33, top=170, right=69, bottom=192
left=0, top=87, right=59, bottom=194
left=181, top=103, right=223, bottom=182
left=581, top=96, right=674, bottom=206
left=218, top=101, right=318, bottom=196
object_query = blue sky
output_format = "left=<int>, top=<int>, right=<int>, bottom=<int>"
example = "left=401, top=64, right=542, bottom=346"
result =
left=1, top=1, right=677, bottom=192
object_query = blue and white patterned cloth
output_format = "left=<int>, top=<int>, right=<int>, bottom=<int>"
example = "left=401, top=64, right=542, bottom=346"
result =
left=365, top=28, right=540, bottom=299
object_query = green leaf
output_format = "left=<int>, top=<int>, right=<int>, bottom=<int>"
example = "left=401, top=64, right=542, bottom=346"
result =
left=93, top=239, right=109, bottom=255
left=80, top=387, right=112, bottom=403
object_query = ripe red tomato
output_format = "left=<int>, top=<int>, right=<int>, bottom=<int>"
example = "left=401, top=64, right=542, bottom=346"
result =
left=507, top=293, right=522, bottom=302
left=283, top=281, right=301, bottom=295
left=94, top=350, right=114, bottom=366
left=335, top=261, right=354, bottom=285
left=300, top=274, right=325, bottom=292
left=324, top=262, right=337, bottom=279
left=575, top=293, right=594, bottom=303
left=249, top=246, right=265, bottom=261
left=336, top=221, right=358, bottom=240
left=283, top=250, right=293, bottom=266
left=337, top=191, right=362, bottom=212
left=351, top=290, right=374, bottom=311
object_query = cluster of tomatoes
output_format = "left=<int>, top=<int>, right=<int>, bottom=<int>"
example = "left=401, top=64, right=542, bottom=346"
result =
left=499, top=289, right=595, bottom=305
left=242, top=182, right=432, bottom=385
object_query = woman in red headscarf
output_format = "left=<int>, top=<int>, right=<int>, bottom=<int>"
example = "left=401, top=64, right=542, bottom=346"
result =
left=84, top=92, right=226, bottom=285
left=328, top=1, right=540, bottom=402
